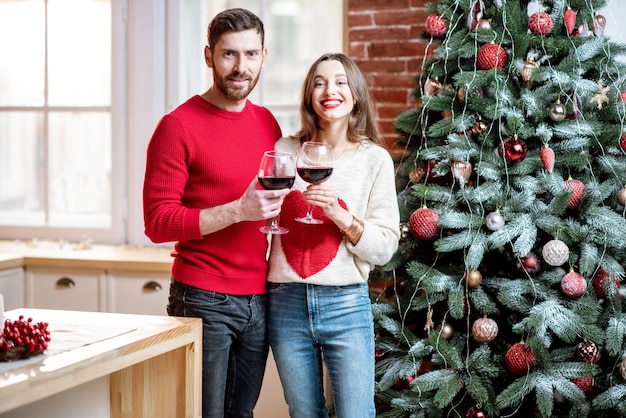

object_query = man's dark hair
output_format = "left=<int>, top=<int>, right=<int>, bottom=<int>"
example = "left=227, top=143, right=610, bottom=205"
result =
left=207, top=8, right=265, bottom=51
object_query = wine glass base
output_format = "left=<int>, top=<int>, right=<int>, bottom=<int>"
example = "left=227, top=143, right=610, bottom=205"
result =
left=294, top=217, right=324, bottom=225
left=260, top=226, right=289, bottom=234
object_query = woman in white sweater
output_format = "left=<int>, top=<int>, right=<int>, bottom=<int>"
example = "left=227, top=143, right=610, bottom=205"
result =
left=267, top=52, right=400, bottom=418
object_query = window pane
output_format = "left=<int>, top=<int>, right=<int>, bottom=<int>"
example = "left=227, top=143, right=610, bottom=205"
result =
left=0, top=112, right=45, bottom=225
left=48, top=112, right=112, bottom=228
left=263, top=0, right=344, bottom=105
left=48, top=0, right=111, bottom=106
left=185, top=0, right=343, bottom=136
left=0, top=0, right=45, bottom=106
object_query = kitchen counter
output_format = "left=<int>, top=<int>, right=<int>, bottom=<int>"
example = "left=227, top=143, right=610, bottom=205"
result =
left=0, top=308, right=202, bottom=418
left=0, top=240, right=172, bottom=273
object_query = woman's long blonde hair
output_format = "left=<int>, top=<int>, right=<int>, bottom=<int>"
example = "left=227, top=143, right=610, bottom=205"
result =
left=293, top=53, right=384, bottom=147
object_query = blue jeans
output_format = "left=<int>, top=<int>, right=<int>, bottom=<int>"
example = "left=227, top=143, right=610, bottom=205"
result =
left=268, top=282, right=375, bottom=418
left=167, top=279, right=268, bottom=418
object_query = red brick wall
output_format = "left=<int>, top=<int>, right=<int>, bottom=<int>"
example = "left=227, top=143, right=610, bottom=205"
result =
left=347, top=0, right=429, bottom=154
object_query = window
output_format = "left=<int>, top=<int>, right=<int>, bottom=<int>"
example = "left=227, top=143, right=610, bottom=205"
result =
left=0, top=0, right=123, bottom=244
left=0, top=0, right=343, bottom=246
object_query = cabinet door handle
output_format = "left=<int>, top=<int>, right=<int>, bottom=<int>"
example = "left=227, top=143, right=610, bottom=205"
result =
left=142, top=281, right=163, bottom=292
left=56, top=277, right=76, bottom=288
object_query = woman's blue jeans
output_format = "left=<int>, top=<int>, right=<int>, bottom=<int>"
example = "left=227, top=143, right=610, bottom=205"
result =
left=167, top=279, right=268, bottom=418
left=268, top=282, right=375, bottom=418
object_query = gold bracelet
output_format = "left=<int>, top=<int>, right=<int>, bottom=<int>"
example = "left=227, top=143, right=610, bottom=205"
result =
left=341, top=215, right=364, bottom=245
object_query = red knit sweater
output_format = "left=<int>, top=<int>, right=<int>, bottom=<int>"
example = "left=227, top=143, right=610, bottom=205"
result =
left=143, top=95, right=282, bottom=294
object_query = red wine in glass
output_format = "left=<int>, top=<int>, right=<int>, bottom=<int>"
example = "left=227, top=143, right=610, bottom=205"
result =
left=295, top=142, right=334, bottom=224
left=258, top=151, right=295, bottom=234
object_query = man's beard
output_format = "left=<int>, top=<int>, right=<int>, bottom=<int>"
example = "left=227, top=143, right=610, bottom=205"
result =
left=214, top=70, right=260, bottom=101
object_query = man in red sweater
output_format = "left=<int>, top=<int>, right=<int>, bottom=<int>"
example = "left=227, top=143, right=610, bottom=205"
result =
left=142, top=8, right=289, bottom=418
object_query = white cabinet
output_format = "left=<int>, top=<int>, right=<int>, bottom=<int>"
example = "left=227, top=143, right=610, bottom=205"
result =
left=0, top=267, right=25, bottom=311
left=106, top=270, right=170, bottom=315
left=25, top=266, right=105, bottom=312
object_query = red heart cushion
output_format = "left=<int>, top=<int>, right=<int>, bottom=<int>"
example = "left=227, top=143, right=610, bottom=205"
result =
left=279, top=190, right=347, bottom=279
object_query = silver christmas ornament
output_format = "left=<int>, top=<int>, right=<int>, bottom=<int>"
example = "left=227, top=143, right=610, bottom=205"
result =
left=485, top=211, right=505, bottom=231
left=542, top=239, right=570, bottom=266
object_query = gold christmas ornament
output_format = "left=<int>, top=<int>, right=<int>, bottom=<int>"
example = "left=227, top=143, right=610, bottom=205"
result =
left=451, top=161, right=473, bottom=182
left=464, top=269, right=483, bottom=288
left=471, top=119, right=489, bottom=136
left=521, top=60, right=539, bottom=83
left=617, top=187, right=626, bottom=206
left=472, top=317, right=498, bottom=343
left=549, top=100, right=567, bottom=122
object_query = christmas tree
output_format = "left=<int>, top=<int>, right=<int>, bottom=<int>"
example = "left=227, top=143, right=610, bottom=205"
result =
left=372, top=0, right=626, bottom=417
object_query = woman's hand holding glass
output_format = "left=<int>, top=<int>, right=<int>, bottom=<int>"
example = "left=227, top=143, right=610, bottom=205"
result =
left=295, top=142, right=334, bottom=224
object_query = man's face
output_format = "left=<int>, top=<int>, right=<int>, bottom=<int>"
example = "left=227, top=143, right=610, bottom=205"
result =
left=206, top=29, right=267, bottom=102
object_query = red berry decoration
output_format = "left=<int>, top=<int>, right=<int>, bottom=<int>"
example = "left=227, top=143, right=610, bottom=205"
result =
left=564, top=178, right=585, bottom=209
left=561, top=271, right=587, bottom=298
left=540, top=144, right=555, bottom=173
left=564, top=7, right=577, bottom=35
left=506, top=342, right=537, bottom=375
left=498, top=137, right=528, bottom=163
left=0, top=315, right=51, bottom=361
left=620, top=134, right=626, bottom=153
left=426, top=13, right=448, bottom=37
left=592, top=269, right=620, bottom=297
left=466, top=406, right=489, bottom=418
left=477, top=43, right=507, bottom=70
left=472, top=317, right=498, bottom=343
left=575, top=340, right=601, bottom=364
left=529, top=11, right=553, bottom=35
left=408, top=207, right=439, bottom=240
left=572, top=376, right=594, bottom=392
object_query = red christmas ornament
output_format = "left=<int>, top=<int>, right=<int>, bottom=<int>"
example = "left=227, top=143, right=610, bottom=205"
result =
left=540, top=144, right=555, bottom=173
left=561, top=271, right=587, bottom=298
left=575, top=340, right=601, bottom=364
left=498, top=137, right=528, bottom=163
left=517, top=253, right=541, bottom=275
left=564, top=178, right=585, bottom=209
left=505, top=342, right=537, bottom=375
left=472, top=317, right=498, bottom=343
left=426, top=13, right=448, bottom=37
left=466, top=406, right=489, bottom=418
left=408, top=207, right=439, bottom=240
left=592, top=269, right=621, bottom=297
left=529, top=11, right=553, bottom=35
left=393, top=375, right=414, bottom=390
left=572, top=376, right=594, bottom=392
left=564, top=7, right=577, bottom=35
left=477, top=43, right=507, bottom=70
left=620, top=134, right=626, bottom=152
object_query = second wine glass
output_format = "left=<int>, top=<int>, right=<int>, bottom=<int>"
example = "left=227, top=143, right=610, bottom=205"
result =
left=258, top=150, right=295, bottom=234
left=295, top=141, right=334, bottom=224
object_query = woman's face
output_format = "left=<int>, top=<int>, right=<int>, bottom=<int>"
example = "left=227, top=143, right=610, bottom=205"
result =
left=310, top=59, right=355, bottom=124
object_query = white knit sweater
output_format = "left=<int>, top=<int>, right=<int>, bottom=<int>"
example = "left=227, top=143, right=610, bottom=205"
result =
left=267, top=136, right=400, bottom=286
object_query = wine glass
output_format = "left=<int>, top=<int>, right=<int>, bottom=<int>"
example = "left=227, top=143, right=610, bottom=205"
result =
left=258, top=151, right=295, bottom=234
left=295, top=141, right=334, bottom=224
